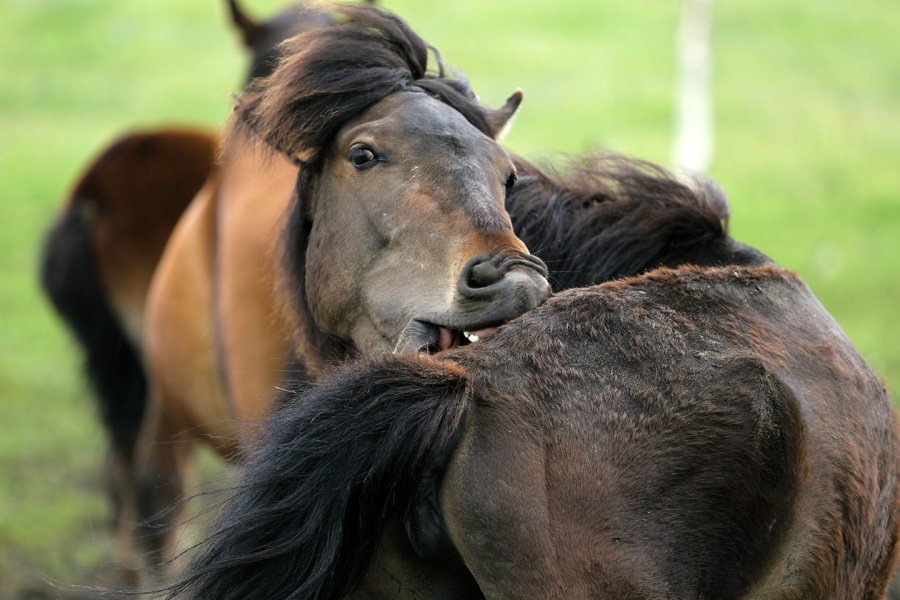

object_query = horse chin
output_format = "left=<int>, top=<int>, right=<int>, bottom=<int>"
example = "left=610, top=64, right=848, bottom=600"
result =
left=392, top=320, right=499, bottom=355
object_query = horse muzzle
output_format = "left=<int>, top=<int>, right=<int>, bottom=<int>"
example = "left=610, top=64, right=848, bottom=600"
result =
left=394, top=252, right=551, bottom=354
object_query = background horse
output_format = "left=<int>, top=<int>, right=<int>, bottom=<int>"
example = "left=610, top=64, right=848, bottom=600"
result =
left=168, top=264, right=900, bottom=600
left=38, top=0, right=354, bottom=573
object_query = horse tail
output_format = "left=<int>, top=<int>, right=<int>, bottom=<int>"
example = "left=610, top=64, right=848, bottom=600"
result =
left=167, top=354, right=470, bottom=600
left=39, top=203, right=147, bottom=463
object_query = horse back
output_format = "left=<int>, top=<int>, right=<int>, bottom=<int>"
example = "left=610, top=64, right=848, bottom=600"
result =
left=441, top=265, right=900, bottom=599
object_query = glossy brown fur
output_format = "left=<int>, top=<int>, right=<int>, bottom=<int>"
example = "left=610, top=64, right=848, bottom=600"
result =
left=169, top=266, right=900, bottom=600
left=82, top=130, right=219, bottom=345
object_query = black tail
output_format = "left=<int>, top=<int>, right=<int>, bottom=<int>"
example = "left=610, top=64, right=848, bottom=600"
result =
left=39, top=206, right=146, bottom=462
left=166, top=354, right=470, bottom=600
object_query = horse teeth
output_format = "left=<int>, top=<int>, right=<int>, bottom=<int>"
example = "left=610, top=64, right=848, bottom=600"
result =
left=464, top=331, right=480, bottom=343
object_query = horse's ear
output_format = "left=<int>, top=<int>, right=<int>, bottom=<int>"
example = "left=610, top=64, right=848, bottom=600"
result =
left=488, top=89, right=523, bottom=140
left=228, top=0, right=262, bottom=46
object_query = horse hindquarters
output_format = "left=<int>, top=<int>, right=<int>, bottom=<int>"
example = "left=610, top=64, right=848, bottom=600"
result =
left=39, top=129, right=216, bottom=567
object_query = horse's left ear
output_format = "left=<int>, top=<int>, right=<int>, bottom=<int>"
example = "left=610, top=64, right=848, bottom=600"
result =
left=488, top=89, right=523, bottom=140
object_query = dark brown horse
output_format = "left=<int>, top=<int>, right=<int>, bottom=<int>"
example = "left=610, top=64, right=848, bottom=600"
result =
left=41, top=127, right=218, bottom=466
left=167, top=264, right=900, bottom=599
left=228, top=0, right=374, bottom=85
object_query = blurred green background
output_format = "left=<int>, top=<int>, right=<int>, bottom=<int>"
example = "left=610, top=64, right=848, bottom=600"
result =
left=1, top=0, right=898, bottom=596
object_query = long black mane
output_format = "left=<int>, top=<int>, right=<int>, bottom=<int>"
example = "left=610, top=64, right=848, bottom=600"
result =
left=507, top=153, right=771, bottom=291
left=164, top=355, right=470, bottom=600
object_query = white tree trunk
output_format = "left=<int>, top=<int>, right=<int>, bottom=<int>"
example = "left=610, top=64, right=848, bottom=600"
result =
left=672, top=0, right=714, bottom=174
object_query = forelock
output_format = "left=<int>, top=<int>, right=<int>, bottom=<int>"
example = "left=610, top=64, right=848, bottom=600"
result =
left=234, top=2, right=494, bottom=164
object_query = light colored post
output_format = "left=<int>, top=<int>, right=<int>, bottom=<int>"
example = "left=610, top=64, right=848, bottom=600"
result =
left=672, top=0, right=714, bottom=174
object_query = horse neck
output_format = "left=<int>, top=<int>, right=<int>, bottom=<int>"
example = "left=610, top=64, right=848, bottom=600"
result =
left=507, top=155, right=771, bottom=291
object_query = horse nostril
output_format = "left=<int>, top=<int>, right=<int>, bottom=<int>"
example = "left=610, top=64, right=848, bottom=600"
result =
left=457, top=253, right=549, bottom=301
left=468, top=255, right=506, bottom=288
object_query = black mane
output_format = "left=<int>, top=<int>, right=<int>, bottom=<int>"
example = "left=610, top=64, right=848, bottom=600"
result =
left=508, top=153, right=771, bottom=291
left=164, top=355, right=470, bottom=600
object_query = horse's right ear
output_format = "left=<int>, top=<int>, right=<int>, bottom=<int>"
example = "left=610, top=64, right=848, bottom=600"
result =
left=228, top=0, right=262, bottom=46
left=488, top=89, right=523, bottom=140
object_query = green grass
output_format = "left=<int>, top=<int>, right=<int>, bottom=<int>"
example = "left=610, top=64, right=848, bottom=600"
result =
left=1, top=0, right=898, bottom=596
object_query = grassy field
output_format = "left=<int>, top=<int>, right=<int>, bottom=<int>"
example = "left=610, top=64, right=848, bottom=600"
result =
left=1, top=0, right=898, bottom=596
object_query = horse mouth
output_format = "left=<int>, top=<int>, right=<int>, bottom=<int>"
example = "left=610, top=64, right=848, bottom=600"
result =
left=435, top=325, right=499, bottom=351
left=393, top=320, right=500, bottom=354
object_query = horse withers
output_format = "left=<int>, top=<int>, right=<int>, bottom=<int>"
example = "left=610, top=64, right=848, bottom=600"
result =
left=168, top=265, right=900, bottom=600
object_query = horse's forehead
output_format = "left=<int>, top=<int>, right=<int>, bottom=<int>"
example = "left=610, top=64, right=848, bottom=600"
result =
left=339, top=92, right=493, bottom=151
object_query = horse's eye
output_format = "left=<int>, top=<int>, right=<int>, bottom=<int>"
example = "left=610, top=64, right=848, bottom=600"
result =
left=348, top=144, right=378, bottom=169
left=505, top=172, right=517, bottom=197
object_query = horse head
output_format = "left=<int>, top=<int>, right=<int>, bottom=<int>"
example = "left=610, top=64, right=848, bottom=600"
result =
left=237, top=3, right=550, bottom=373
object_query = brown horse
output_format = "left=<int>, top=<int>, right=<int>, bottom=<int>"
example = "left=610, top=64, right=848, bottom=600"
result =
left=133, top=1, right=786, bottom=567
left=135, top=2, right=550, bottom=564
left=167, top=265, right=900, bottom=600
left=41, top=128, right=218, bottom=466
